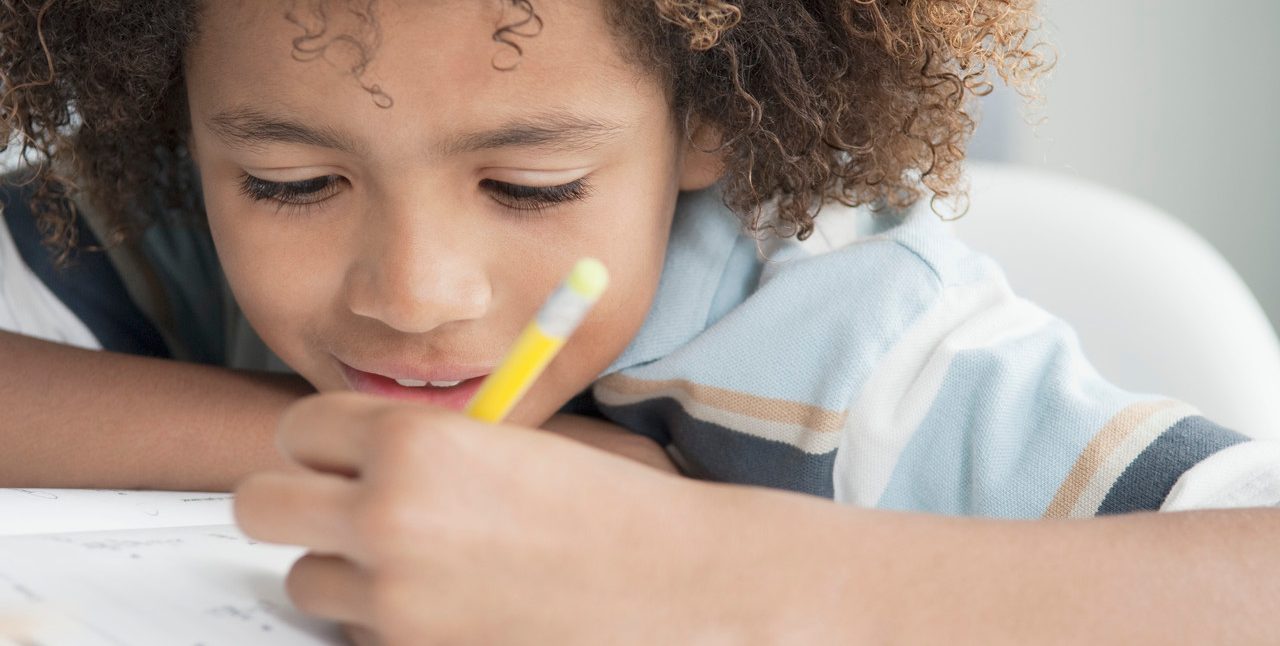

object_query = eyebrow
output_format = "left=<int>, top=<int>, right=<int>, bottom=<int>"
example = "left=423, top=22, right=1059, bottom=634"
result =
left=207, top=107, right=367, bottom=156
left=438, top=112, right=625, bottom=155
left=205, top=106, right=624, bottom=157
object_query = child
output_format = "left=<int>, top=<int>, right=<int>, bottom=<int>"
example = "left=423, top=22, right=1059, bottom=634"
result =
left=2, top=0, right=1277, bottom=643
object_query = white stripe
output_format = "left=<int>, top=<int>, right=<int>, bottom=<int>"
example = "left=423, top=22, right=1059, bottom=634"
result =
left=0, top=213, right=100, bottom=349
left=1068, top=402, right=1200, bottom=517
left=833, top=276, right=1054, bottom=506
left=1161, top=439, right=1280, bottom=511
left=593, top=384, right=841, bottom=454
left=756, top=203, right=867, bottom=260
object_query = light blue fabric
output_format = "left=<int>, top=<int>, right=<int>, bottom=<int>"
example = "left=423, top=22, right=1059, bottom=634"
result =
left=591, top=186, right=1263, bottom=517
left=876, top=319, right=1150, bottom=516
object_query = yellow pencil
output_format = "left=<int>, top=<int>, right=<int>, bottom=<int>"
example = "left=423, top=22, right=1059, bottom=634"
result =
left=464, top=258, right=609, bottom=423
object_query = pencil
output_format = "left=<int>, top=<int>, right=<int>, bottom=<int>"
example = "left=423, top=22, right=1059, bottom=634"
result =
left=464, top=258, right=609, bottom=423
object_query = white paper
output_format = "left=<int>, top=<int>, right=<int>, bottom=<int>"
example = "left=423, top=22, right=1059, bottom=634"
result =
left=0, top=524, right=344, bottom=645
left=0, top=488, right=234, bottom=536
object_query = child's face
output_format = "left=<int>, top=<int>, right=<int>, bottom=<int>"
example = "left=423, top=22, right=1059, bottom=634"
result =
left=185, top=1, right=717, bottom=426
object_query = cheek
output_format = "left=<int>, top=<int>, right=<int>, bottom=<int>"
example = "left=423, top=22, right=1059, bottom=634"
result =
left=501, top=195, right=674, bottom=427
left=203, top=192, right=343, bottom=372
left=549, top=215, right=671, bottom=395
left=557, top=157, right=680, bottom=380
left=577, top=272, right=658, bottom=364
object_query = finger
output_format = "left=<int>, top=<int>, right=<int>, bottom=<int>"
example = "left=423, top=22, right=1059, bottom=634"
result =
left=277, top=392, right=390, bottom=475
left=285, top=553, right=371, bottom=625
left=234, top=470, right=358, bottom=553
left=344, top=623, right=382, bottom=646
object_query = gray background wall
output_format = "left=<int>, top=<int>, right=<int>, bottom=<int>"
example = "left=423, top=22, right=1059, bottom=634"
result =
left=971, top=0, right=1280, bottom=335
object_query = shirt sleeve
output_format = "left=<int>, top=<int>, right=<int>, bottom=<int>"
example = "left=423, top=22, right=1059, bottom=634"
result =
left=834, top=222, right=1279, bottom=517
left=0, top=175, right=264, bottom=368
left=0, top=180, right=166, bottom=355
left=0, top=198, right=101, bottom=349
left=592, top=203, right=1279, bottom=518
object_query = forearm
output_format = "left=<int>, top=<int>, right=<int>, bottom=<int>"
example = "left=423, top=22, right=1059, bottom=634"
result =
left=542, top=413, right=678, bottom=473
left=0, top=331, right=313, bottom=491
left=702, top=484, right=1279, bottom=643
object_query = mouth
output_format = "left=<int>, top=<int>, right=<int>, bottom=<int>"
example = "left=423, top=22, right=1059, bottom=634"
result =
left=337, top=361, right=490, bottom=411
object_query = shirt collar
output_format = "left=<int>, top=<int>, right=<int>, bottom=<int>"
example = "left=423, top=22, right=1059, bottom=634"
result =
left=601, top=186, right=745, bottom=375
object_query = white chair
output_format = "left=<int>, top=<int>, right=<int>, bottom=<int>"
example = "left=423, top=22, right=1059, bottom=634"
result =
left=947, top=162, right=1280, bottom=440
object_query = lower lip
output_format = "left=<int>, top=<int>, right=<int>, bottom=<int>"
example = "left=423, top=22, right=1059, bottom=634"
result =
left=339, top=364, right=486, bottom=411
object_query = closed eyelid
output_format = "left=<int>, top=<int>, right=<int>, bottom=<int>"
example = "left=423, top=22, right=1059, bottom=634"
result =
left=481, top=176, right=593, bottom=210
left=239, top=173, right=344, bottom=205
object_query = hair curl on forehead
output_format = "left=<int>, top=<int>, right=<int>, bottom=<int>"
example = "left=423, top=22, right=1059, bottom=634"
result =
left=283, top=0, right=542, bottom=95
left=491, top=0, right=543, bottom=70
left=285, top=0, right=393, bottom=107
left=1, top=0, right=1052, bottom=264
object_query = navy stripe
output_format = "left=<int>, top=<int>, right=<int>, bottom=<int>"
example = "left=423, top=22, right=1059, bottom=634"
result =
left=1097, top=416, right=1249, bottom=515
left=1, top=181, right=169, bottom=357
left=557, top=388, right=606, bottom=419
left=597, top=397, right=836, bottom=498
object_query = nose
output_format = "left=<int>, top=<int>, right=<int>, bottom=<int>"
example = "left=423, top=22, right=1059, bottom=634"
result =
left=343, top=206, right=492, bottom=335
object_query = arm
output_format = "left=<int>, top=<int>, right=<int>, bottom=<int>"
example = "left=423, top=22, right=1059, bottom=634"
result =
left=708, top=487, right=1280, bottom=644
left=0, top=330, right=311, bottom=490
left=0, top=332, right=671, bottom=491
left=235, top=394, right=1280, bottom=644
left=541, top=412, right=678, bottom=473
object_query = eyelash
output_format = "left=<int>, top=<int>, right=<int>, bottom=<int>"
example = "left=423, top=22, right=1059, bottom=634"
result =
left=478, top=178, right=592, bottom=214
left=238, top=173, right=344, bottom=216
left=237, top=173, right=592, bottom=216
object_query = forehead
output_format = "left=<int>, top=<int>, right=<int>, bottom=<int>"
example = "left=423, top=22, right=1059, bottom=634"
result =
left=186, top=0, right=656, bottom=155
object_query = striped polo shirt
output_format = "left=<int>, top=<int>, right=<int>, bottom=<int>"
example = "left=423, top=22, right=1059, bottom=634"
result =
left=4, top=177, right=1278, bottom=516
left=589, top=187, right=1280, bottom=517
left=0, top=176, right=286, bottom=372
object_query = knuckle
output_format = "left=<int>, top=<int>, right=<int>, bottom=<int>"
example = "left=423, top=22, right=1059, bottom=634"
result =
left=231, top=473, right=274, bottom=535
left=282, top=391, right=375, bottom=431
left=276, top=393, right=335, bottom=448
left=372, top=405, right=429, bottom=432
left=342, top=624, right=382, bottom=646
left=283, top=556, right=324, bottom=614
left=351, top=488, right=421, bottom=549
left=370, top=408, right=430, bottom=453
left=279, top=392, right=328, bottom=428
left=365, top=406, right=463, bottom=469
left=365, top=572, right=411, bottom=628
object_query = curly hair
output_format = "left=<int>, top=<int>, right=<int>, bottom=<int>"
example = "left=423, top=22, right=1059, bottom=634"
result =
left=1, top=0, right=1051, bottom=264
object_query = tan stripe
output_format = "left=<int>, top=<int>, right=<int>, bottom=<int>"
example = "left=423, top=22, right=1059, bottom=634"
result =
left=1043, top=399, right=1181, bottom=518
left=596, top=374, right=847, bottom=434
left=1069, top=401, right=1199, bottom=517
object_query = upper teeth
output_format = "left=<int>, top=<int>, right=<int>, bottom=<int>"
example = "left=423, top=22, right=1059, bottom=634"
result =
left=395, top=378, right=463, bottom=388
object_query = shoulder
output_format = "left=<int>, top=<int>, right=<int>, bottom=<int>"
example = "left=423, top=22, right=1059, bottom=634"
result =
left=0, top=177, right=103, bottom=348
left=601, top=197, right=985, bottom=409
left=0, top=174, right=180, bottom=359
left=766, top=197, right=1007, bottom=280
left=747, top=200, right=1012, bottom=329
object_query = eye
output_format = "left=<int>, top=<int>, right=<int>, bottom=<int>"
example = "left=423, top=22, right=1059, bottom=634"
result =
left=238, top=173, right=345, bottom=213
left=480, top=177, right=592, bottom=213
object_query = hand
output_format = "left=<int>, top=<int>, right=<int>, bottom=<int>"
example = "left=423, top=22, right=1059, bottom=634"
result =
left=233, top=392, right=735, bottom=645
